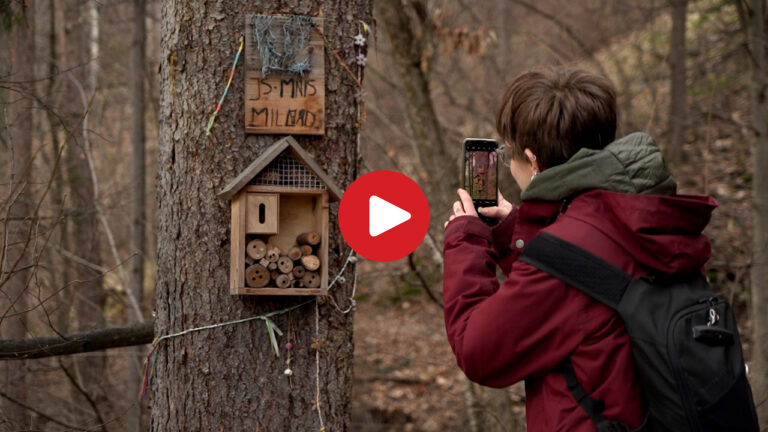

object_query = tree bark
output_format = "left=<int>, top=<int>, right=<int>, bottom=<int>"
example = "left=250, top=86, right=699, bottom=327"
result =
left=127, top=1, right=147, bottom=431
left=747, top=0, right=768, bottom=424
left=61, top=0, right=108, bottom=412
left=153, top=1, right=371, bottom=430
left=667, top=0, right=687, bottom=165
left=1, top=0, right=35, bottom=428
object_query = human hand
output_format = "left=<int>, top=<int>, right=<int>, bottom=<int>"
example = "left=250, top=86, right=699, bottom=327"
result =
left=444, top=189, right=478, bottom=229
left=477, top=190, right=515, bottom=220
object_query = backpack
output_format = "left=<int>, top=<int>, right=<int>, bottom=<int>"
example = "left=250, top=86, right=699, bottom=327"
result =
left=519, top=232, right=760, bottom=432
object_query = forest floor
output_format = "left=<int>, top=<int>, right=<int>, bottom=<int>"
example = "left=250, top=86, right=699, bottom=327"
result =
left=349, top=266, right=526, bottom=431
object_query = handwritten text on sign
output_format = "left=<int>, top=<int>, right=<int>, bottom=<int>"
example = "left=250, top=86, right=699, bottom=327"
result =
left=244, top=15, right=325, bottom=135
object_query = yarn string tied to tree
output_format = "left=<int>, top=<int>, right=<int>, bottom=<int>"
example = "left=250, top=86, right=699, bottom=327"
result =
left=138, top=249, right=357, bottom=401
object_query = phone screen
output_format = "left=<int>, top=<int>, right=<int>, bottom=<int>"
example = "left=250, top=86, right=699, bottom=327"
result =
left=463, top=140, right=498, bottom=201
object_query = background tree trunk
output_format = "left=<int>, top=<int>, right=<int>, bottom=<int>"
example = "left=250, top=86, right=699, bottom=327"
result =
left=61, top=0, right=108, bottom=414
left=152, top=1, right=371, bottom=430
left=1, top=0, right=34, bottom=428
left=376, top=0, right=456, bottom=245
left=667, top=0, right=687, bottom=165
left=44, top=0, right=73, bottom=334
left=747, top=0, right=768, bottom=424
left=127, top=0, right=147, bottom=430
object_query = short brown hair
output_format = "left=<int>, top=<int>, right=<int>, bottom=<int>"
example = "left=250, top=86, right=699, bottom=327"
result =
left=496, top=67, right=617, bottom=169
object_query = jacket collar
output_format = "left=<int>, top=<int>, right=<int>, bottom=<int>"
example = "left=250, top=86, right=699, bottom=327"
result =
left=521, top=132, right=677, bottom=202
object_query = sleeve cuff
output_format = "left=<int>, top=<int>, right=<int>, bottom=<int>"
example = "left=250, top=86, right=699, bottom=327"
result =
left=490, top=207, right=518, bottom=252
left=444, top=216, right=493, bottom=243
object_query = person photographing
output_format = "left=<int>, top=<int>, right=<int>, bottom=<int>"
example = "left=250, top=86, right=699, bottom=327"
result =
left=442, top=67, right=756, bottom=431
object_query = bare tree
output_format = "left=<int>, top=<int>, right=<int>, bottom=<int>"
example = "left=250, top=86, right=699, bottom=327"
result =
left=746, top=0, right=768, bottom=423
left=152, top=1, right=371, bottom=430
left=60, top=0, right=108, bottom=413
left=126, top=1, right=147, bottom=431
left=667, top=0, right=688, bottom=165
left=376, top=0, right=456, bottom=232
left=1, top=0, right=34, bottom=428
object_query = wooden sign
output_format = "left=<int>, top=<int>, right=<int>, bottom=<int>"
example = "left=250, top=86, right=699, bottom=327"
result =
left=244, top=15, right=325, bottom=135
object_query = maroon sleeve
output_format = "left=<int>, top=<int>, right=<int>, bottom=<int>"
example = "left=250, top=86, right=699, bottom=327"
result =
left=442, top=216, right=588, bottom=387
left=489, top=208, right=519, bottom=274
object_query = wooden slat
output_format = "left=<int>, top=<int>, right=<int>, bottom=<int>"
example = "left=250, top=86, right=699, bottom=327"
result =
left=234, top=287, right=327, bottom=296
left=244, top=16, right=325, bottom=135
left=245, top=185, right=323, bottom=195
left=246, top=193, right=279, bottom=234
left=320, top=191, right=330, bottom=290
left=230, top=192, right=246, bottom=295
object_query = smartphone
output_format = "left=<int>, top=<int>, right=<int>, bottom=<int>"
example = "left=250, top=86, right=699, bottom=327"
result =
left=462, top=138, right=499, bottom=225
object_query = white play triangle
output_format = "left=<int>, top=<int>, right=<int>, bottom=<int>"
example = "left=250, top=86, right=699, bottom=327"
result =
left=369, top=195, right=411, bottom=237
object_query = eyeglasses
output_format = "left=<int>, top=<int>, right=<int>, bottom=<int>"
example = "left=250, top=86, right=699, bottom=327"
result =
left=497, top=147, right=511, bottom=167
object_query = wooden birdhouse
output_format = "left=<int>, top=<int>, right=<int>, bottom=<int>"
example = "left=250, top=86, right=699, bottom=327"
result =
left=218, top=136, right=343, bottom=295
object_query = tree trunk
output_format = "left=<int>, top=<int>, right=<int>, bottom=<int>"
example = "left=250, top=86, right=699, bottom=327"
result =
left=127, top=1, right=147, bottom=430
left=45, top=0, right=73, bottom=334
left=153, top=1, right=371, bottom=430
left=61, top=0, right=108, bottom=413
left=1, top=1, right=35, bottom=428
left=667, top=0, right=687, bottom=165
left=376, top=0, right=456, bottom=246
left=747, top=0, right=768, bottom=424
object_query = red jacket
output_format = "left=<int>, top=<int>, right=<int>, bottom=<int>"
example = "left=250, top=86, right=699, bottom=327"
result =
left=443, top=189, right=717, bottom=431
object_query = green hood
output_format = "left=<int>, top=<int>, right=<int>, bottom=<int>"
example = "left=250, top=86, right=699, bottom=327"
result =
left=521, top=132, right=677, bottom=202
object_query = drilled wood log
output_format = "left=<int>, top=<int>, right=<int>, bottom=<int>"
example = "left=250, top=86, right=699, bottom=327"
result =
left=300, top=245, right=313, bottom=256
left=292, top=265, right=306, bottom=278
left=296, top=231, right=320, bottom=246
left=265, top=249, right=279, bottom=263
left=287, top=246, right=302, bottom=261
left=275, top=274, right=291, bottom=288
left=245, top=265, right=269, bottom=288
left=277, top=256, right=294, bottom=273
left=301, top=255, right=320, bottom=271
left=246, top=239, right=267, bottom=260
left=301, top=271, right=321, bottom=288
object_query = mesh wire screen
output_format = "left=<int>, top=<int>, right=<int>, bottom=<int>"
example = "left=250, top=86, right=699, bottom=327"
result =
left=251, top=15, right=313, bottom=76
left=249, top=151, right=326, bottom=189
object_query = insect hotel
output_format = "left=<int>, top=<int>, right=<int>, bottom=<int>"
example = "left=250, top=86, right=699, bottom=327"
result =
left=218, top=136, right=342, bottom=295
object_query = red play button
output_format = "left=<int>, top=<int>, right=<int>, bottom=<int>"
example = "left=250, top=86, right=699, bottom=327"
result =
left=339, top=171, right=430, bottom=262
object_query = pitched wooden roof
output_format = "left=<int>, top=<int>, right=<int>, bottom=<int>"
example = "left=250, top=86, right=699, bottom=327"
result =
left=218, top=136, right=344, bottom=201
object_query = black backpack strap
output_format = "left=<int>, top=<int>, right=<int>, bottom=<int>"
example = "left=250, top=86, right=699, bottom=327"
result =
left=555, top=358, right=632, bottom=432
left=519, top=232, right=633, bottom=309
left=554, top=358, right=608, bottom=424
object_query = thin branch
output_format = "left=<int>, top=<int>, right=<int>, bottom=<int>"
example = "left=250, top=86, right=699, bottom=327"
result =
left=509, top=0, right=609, bottom=76
left=58, top=357, right=108, bottom=432
left=407, top=253, right=443, bottom=308
left=0, top=389, right=89, bottom=431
